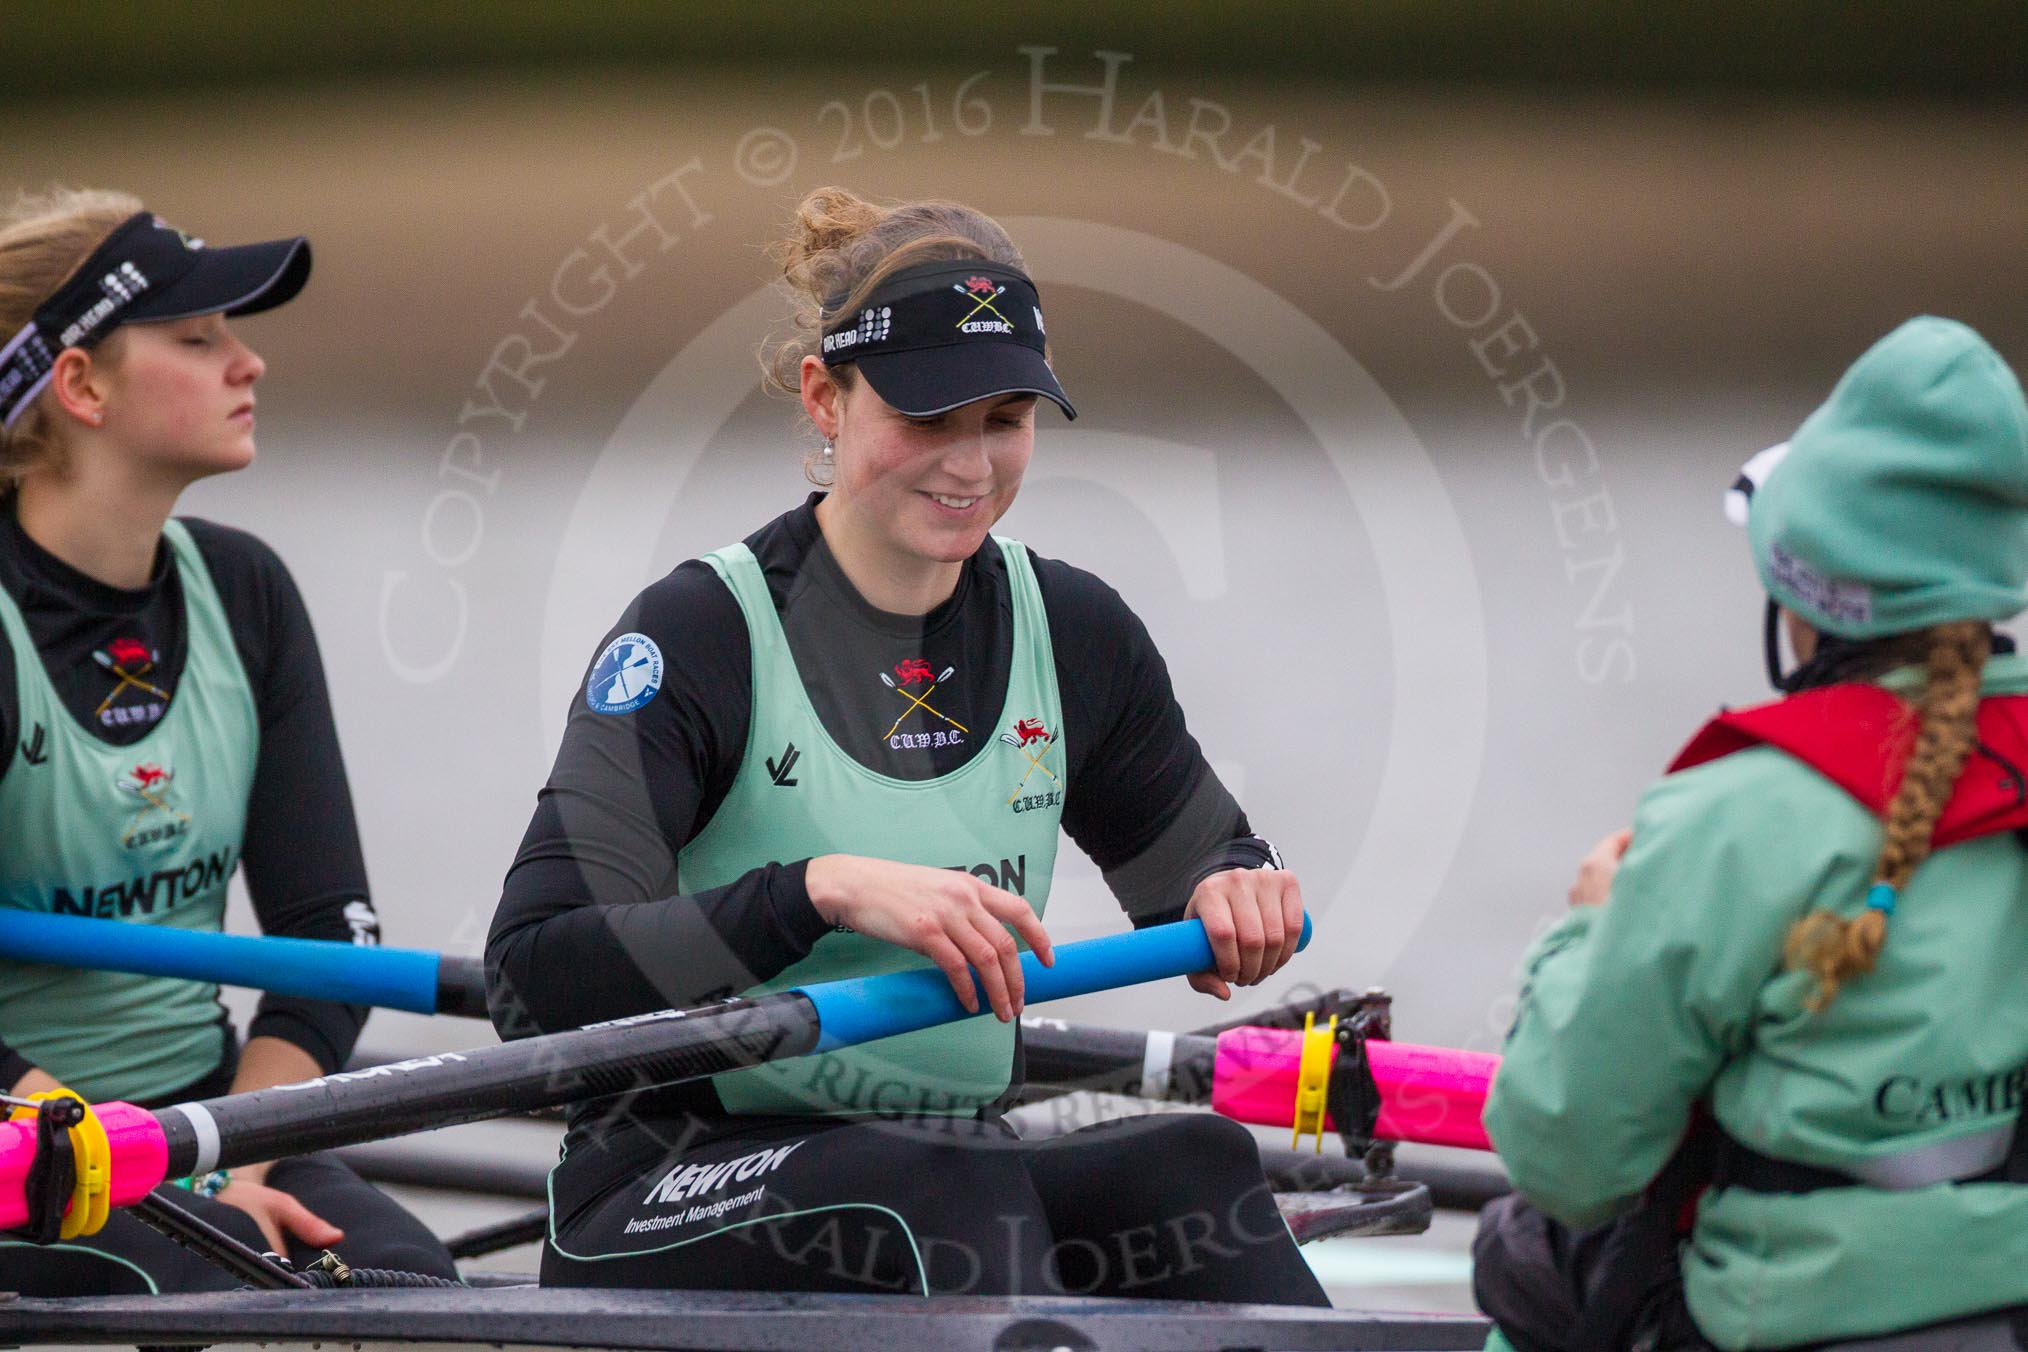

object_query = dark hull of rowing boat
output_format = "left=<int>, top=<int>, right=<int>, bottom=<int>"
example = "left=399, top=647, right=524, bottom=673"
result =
left=0, top=1287, right=1492, bottom=1351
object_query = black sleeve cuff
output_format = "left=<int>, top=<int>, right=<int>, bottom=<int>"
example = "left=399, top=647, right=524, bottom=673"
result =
left=1130, top=836, right=1286, bottom=932
left=0, top=1049, right=32, bottom=1094
left=1189, top=835, right=1283, bottom=890
left=768, top=858, right=834, bottom=958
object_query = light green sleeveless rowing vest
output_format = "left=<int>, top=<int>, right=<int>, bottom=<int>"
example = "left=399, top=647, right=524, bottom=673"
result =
left=682, top=538, right=1066, bottom=1118
left=0, top=520, right=257, bottom=1103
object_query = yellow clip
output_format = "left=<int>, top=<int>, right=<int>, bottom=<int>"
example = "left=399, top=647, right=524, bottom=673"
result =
left=9, top=1089, right=111, bottom=1238
left=1290, top=1012, right=1338, bottom=1153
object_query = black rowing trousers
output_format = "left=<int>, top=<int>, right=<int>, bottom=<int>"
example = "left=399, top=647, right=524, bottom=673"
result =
left=543, top=1110, right=1329, bottom=1303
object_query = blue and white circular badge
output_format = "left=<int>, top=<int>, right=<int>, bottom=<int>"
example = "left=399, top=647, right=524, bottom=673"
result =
left=585, top=632, right=664, bottom=715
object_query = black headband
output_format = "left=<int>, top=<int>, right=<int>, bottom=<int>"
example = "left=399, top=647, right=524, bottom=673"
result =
left=819, top=259, right=1075, bottom=420
left=0, top=211, right=310, bottom=428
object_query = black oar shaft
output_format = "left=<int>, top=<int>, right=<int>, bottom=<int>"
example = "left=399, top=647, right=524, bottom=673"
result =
left=433, top=954, right=490, bottom=1020
left=157, top=992, right=819, bottom=1176
left=1018, top=1021, right=1217, bottom=1103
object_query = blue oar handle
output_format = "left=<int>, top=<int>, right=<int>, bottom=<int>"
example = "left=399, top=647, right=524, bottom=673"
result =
left=801, top=913, right=1313, bottom=1052
left=0, top=911, right=456, bottom=1015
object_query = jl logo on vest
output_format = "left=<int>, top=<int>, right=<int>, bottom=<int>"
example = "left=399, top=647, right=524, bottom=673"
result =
left=117, top=761, right=192, bottom=850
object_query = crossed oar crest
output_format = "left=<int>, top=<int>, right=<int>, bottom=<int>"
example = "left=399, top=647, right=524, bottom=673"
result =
left=880, top=664, right=968, bottom=740
left=117, top=762, right=191, bottom=845
left=94, top=640, right=169, bottom=720
left=1000, top=720, right=1061, bottom=804
left=953, top=280, right=1011, bottom=328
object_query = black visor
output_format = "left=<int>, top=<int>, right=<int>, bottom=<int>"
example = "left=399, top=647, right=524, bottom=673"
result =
left=820, top=259, right=1075, bottom=420
left=1, top=211, right=310, bottom=427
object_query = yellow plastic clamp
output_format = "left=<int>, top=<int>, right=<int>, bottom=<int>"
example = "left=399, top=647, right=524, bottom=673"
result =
left=1290, top=1012, right=1338, bottom=1153
left=8, top=1089, right=111, bottom=1238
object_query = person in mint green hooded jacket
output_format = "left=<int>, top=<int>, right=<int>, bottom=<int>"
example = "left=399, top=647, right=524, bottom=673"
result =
left=1474, top=317, right=2028, bottom=1351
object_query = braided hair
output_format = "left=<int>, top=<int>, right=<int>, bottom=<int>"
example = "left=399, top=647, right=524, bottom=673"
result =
left=1782, top=620, right=1994, bottom=1010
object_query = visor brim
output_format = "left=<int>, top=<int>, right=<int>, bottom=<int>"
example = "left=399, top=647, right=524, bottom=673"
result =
left=125, top=237, right=312, bottom=325
left=855, top=343, right=1076, bottom=421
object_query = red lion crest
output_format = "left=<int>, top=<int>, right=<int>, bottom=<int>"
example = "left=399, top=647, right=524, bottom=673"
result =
left=106, top=637, right=152, bottom=668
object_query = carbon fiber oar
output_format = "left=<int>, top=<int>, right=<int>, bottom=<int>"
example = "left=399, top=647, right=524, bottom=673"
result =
left=0, top=915, right=1308, bottom=1230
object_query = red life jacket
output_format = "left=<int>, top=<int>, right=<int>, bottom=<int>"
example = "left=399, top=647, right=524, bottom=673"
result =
left=1669, top=686, right=2028, bottom=847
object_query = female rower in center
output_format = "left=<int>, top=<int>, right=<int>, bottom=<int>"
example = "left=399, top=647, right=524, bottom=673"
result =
left=488, top=187, right=1326, bottom=1302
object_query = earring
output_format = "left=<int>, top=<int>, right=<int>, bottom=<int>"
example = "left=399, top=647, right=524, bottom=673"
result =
left=89, top=411, right=103, bottom=426
left=821, top=439, right=835, bottom=462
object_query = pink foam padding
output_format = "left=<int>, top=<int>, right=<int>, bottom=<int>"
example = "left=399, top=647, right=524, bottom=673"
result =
left=0, top=1102, right=167, bottom=1231
left=1367, top=1039, right=1497, bottom=1150
left=1210, top=1026, right=1497, bottom=1151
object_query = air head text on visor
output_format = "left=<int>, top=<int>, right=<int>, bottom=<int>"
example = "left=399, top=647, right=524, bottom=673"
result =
left=0, top=211, right=311, bottom=428
left=820, top=260, right=1077, bottom=420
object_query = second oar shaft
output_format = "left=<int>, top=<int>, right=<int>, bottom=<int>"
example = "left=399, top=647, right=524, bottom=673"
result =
left=1019, top=1020, right=1218, bottom=1103
left=157, top=993, right=819, bottom=1177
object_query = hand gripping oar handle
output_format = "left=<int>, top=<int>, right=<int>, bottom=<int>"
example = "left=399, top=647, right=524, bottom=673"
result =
left=803, top=913, right=1313, bottom=1051
left=0, top=915, right=1307, bottom=1230
left=0, top=911, right=488, bottom=1017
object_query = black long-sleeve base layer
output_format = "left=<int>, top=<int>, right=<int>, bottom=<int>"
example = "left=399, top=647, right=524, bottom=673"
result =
left=489, top=494, right=1279, bottom=1132
left=0, top=503, right=378, bottom=1089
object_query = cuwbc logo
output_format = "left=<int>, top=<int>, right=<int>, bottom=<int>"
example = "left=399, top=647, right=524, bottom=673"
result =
left=999, top=719, right=1059, bottom=807
left=117, top=761, right=191, bottom=850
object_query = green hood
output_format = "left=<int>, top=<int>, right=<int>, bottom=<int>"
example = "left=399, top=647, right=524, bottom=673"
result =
left=1748, top=317, right=2028, bottom=638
